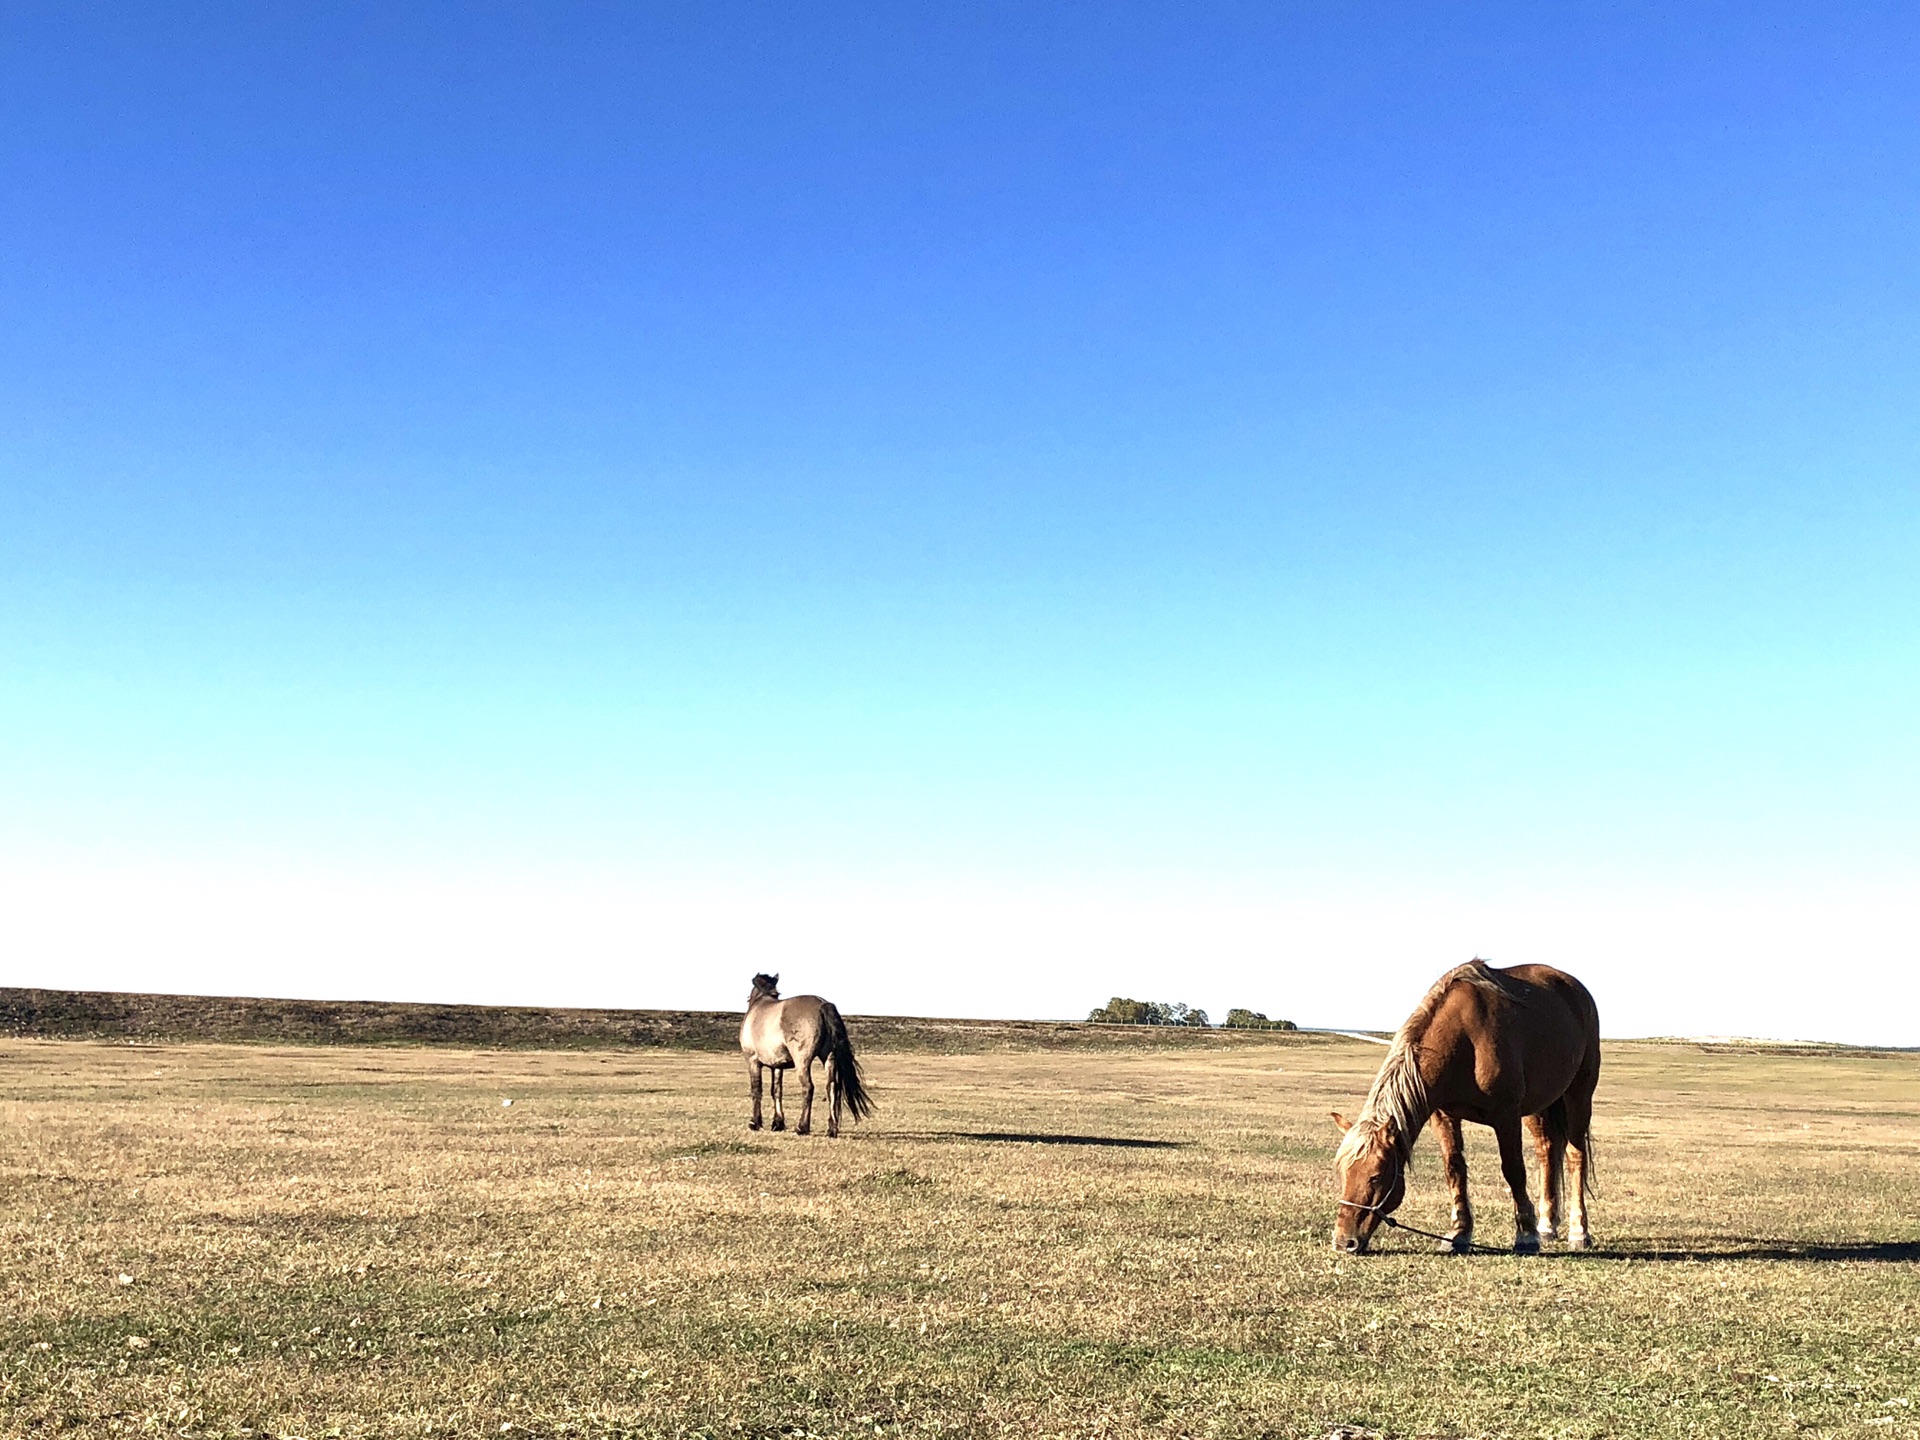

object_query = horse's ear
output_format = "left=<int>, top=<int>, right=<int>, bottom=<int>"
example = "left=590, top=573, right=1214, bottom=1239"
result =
left=1330, top=1111, right=1352, bottom=1133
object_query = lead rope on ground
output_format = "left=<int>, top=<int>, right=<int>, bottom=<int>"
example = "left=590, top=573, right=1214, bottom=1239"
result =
left=1337, top=1195, right=1506, bottom=1254
left=1377, top=1214, right=1504, bottom=1254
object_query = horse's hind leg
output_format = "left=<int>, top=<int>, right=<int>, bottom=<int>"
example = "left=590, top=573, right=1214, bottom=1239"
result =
left=1528, top=1104, right=1568, bottom=1241
left=1493, top=1113, right=1541, bottom=1254
left=823, top=1053, right=841, bottom=1139
left=1429, top=1111, right=1473, bottom=1253
left=794, top=1054, right=816, bottom=1136
left=769, top=1067, right=786, bottom=1131
left=746, top=1057, right=765, bottom=1131
left=1563, top=1065, right=1599, bottom=1251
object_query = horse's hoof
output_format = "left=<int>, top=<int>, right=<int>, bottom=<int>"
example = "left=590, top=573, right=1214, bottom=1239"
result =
left=748, top=1121, right=762, bottom=1131
left=1538, top=1223, right=1560, bottom=1241
left=1514, top=1233, right=1542, bottom=1255
left=1440, top=1233, right=1472, bottom=1255
left=769, top=1119, right=785, bottom=1132
left=827, top=1129, right=839, bottom=1139
left=795, top=1124, right=810, bottom=1136
left=1568, top=1231, right=1593, bottom=1252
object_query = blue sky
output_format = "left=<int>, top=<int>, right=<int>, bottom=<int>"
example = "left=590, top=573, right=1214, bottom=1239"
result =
left=2, top=4, right=1916, bottom=1038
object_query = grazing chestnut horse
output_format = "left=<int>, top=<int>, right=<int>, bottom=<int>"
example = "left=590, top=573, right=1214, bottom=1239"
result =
left=739, top=973, right=873, bottom=1137
left=1331, top=959, right=1600, bottom=1255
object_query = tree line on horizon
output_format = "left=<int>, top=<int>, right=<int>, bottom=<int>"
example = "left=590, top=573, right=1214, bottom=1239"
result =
left=1086, top=998, right=1296, bottom=1030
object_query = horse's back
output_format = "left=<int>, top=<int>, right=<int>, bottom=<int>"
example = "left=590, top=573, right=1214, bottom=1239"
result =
left=1427, top=962, right=1599, bottom=1115
left=1502, top=964, right=1600, bottom=1047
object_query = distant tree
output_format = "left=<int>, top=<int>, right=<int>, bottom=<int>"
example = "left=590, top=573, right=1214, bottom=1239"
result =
left=1088, top=998, right=1212, bottom=1026
left=1223, top=1008, right=1297, bottom=1030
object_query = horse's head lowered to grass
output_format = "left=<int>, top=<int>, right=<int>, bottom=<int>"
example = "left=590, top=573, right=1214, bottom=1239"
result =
left=1329, top=1013, right=1430, bottom=1253
left=1331, top=1112, right=1409, bottom=1253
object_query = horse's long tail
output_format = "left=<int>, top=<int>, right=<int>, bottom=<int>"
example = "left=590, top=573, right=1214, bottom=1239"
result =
left=821, top=1002, right=875, bottom=1122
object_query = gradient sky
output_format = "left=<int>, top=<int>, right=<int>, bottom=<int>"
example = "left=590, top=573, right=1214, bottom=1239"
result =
left=3, top=4, right=1916, bottom=1041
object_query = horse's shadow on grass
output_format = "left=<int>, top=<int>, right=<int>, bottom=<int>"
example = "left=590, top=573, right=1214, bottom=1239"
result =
left=890, top=1130, right=1185, bottom=1150
left=1576, top=1238, right=1920, bottom=1264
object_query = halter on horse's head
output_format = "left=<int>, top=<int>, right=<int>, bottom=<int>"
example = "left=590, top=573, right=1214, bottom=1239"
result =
left=1330, top=1114, right=1409, bottom=1253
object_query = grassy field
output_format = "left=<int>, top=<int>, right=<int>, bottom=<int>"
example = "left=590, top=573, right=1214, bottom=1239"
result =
left=1, top=1032, right=1915, bottom=1439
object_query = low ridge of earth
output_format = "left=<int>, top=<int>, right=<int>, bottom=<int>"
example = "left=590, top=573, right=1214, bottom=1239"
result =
left=1, top=1031, right=1915, bottom=1437
left=0, top=988, right=1327, bottom=1053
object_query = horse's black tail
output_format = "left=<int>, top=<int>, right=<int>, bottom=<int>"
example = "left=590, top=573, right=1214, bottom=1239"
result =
left=821, top=1002, right=874, bottom=1122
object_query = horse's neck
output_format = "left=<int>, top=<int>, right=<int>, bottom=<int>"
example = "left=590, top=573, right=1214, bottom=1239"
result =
left=1362, top=1038, right=1434, bottom=1155
left=1389, top=1103, right=1432, bottom=1160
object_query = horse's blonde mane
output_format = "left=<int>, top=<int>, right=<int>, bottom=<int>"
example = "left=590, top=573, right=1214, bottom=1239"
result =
left=1336, top=960, right=1512, bottom=1165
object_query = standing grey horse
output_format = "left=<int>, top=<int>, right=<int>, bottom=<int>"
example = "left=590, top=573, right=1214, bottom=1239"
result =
left=739, top=973, right=874, bottom=1137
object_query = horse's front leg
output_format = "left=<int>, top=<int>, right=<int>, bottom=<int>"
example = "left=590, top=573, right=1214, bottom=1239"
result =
left=746, top=1056, right=764, bottom=1131
left=1428, top=1110, right=1473, bottom=1253
left=769, top=1066, right=786, bottom=1131
left=1493, top=1114, right=1541, bottom=1254
left=794, top=1055, right=816, bottom=1136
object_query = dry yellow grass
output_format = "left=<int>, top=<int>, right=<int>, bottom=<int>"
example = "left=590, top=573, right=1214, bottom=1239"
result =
left=2, top=1033, right=1916, bottom=1438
